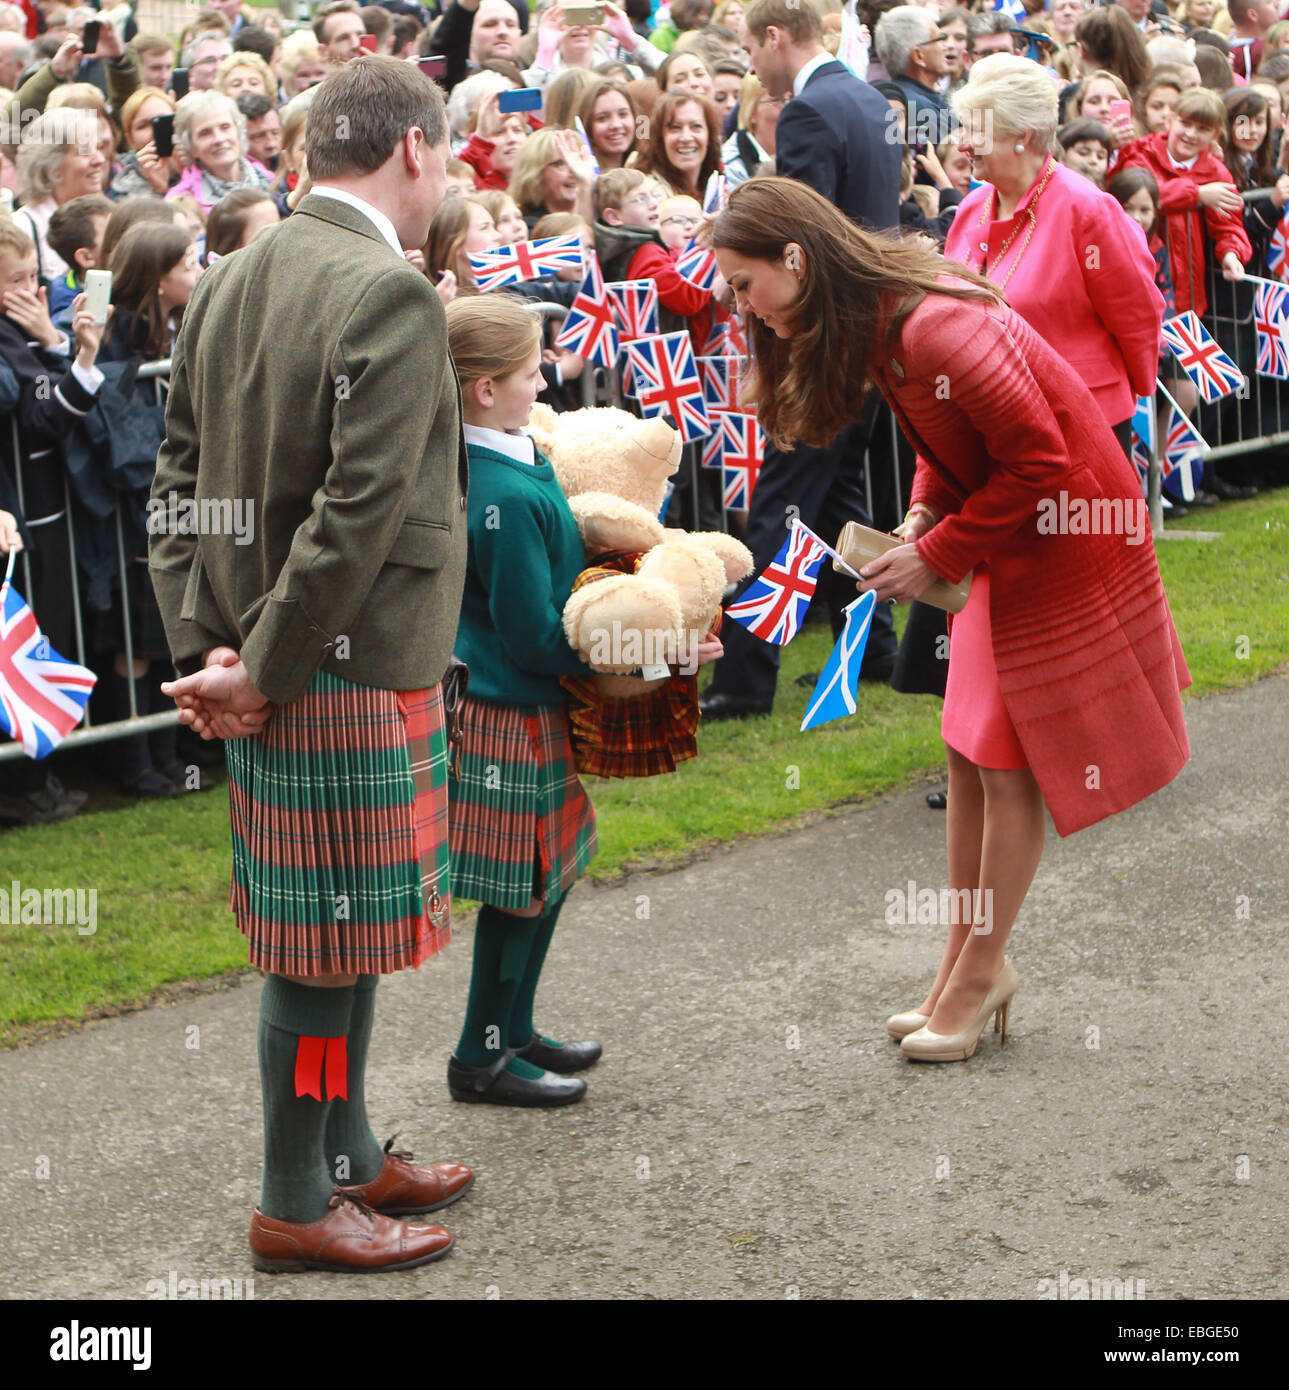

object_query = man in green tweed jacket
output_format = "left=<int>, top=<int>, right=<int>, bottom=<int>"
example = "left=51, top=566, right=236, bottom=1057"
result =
left=149, top=57, right=474, bottom=1274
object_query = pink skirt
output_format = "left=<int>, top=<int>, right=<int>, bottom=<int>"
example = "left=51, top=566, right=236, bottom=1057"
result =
left=941, top=567, right=1029, bottom=771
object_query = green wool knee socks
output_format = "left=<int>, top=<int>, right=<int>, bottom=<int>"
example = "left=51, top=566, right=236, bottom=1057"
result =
left=455, top=905, right=544, bottom=1079
left=323, top=974, right=386, bottom=1187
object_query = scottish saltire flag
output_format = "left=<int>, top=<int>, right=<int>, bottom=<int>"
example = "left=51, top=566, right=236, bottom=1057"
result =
left=677, top=239, right=719, bottom=291
left=1160, top=312, right=1245, bottom=403
left=719, top=411, right=763, bottom=507
left=703, top=171, right=727, bottom=214
left=1253, top=280, right=1289, bottom=379
left=468, top=234, right=584, bottom=291
left=623, top=331, right=710, bottom=442
left=605, top=279, right=659, bottom=341
left=993, top=0, right=1028, bottom=19
left=554, top=252, right=619, bottom=366
left=1130, top=395, right=1154, bottom=483
left=725, top=520, right=830, bottom=645
left=1162, top=404, right=1205, bottom=501
left=698, top=355, right=744, bottom=414
left=0, top=566, right=96, bottom=758
left=1269, top=209, right=1289, bottom=279
left=801, top=590, right=877, bottom=732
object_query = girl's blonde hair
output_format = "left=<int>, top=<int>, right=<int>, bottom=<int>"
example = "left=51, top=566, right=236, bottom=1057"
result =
left=446, top=295, right=542, bottom=385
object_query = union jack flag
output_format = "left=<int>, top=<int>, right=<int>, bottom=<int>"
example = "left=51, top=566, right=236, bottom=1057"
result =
left=468, top=234, right=584, bottom=291
left=1253, top=281, right=1289, bottom=379
left=0, top=565, right=96, bottom=758
left=698, top=355, right=745, bottom=414
left=1130, top=394, right=1154, bottom=484
left=719, top=411, right=763, bottom=508
left=676, top=239, right=719, bottom=291
left=605, top=280, right=658, bottom=341
left=1269, top=209, right=1289, bottom=279
left=623, top=331, right=710, bottom=442
left=703, top=171, right=727, bottom=214
left=1160, top=311, right=1245, bottom=404
left=701, top=425, right=724, bottom=470
left=703, top=309, right=749, bottom=358
left=554, top=252, right=619, bottom=367
left=1162, top=404, right=1205, bottom=501
left=724, top=520, right=830, bottom=646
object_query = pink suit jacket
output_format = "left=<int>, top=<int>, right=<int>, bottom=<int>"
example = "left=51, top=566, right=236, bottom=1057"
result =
left=944, top=159, right=1164, bottom=428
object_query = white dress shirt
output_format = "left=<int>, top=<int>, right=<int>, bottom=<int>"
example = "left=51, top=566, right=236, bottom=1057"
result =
left=308, top=185, right=405, bottom=258
left=792, top=50, right=835, bottom=99
left=463, top=422, right=538, bottom=466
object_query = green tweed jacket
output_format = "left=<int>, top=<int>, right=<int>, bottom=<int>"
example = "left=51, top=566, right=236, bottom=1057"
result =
left=149, top=193, right=469, bottom=706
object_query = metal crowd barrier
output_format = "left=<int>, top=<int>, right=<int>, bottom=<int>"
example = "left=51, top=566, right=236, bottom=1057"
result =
left=0, top=359, right=175, bottom=765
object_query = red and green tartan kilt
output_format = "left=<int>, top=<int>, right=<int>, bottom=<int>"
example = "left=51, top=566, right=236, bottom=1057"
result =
left=225, top=669, right=452, bottom=976
left=448, top=695, right=597, bottom=910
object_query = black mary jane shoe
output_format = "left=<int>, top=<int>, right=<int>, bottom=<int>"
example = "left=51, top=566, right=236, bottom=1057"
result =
left=518, top=1034, right=602, bottom=1074
left=447, top=1049, right=587, bottom=1107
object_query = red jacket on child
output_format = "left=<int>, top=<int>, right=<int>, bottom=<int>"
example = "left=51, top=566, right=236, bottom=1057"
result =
left=1118, top=133, right=1252, bottom=318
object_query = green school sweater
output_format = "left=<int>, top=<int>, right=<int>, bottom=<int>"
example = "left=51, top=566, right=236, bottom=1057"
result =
left=454, top=441, right=592, bottom=710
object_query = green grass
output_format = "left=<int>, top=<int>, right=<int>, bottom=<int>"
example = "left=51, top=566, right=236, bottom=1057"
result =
left=2, top=489, right=1285, bottom=1043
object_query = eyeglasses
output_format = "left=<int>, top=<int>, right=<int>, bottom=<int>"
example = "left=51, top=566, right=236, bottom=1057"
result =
left=920, top=34, right=951, bottom=46
left=661, top=214, right=702, bottom=229
left=756, top=95, right=787, bottom=108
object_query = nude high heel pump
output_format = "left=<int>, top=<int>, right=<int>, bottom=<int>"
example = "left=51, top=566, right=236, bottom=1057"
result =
left=886, top=1010, right=931, bottom=1039
left=900, top=958, right=1019, bottom=1062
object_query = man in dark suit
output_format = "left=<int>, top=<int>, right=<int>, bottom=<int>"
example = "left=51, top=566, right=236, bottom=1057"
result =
left=702, top=0, right=903, bottom=719
left=151, top=58, right=474, bottom=1274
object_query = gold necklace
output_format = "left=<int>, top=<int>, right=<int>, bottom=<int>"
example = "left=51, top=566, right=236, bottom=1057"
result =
left=975, top=158, right=1057, bottom=291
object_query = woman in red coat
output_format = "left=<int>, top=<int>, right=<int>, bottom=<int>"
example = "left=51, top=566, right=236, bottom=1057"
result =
left=711, top=177, right=1191, bottom=1064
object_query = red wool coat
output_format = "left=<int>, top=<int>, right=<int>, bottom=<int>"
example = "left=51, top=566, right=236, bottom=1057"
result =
left=871, top=283, right=1192, bottom=837
left=1117, top=133, right=1252, bottom=318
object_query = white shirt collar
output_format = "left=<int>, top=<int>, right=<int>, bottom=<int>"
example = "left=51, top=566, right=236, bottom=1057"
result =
left=308, top=185, right=405, bottom=258
left=464, top=423, right=537, bottom=466
left=1168, top=151, right=1200, bottom=170
left=792, top=50, right=834, bottom=99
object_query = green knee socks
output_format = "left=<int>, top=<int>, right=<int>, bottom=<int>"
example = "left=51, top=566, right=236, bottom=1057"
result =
left=455, top=905, right=544, bottom=1079
left=258, top=975, right=355, bottom=1224
left=508, top=895, right=565, bottom=1051
left=323, top=974, right=385, bottom=1187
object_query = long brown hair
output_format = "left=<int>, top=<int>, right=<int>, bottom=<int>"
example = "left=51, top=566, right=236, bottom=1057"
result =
left=424, top=194, right=492, bottom=292
left=107, top=221, right=193, bottom=358
left=708, top=178, right=999, bottom=449
left=633, top=90, right=722, bottom=199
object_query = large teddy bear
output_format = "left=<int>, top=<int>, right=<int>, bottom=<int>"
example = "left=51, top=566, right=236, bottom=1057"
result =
left=525, top=402, right=753, bottom=777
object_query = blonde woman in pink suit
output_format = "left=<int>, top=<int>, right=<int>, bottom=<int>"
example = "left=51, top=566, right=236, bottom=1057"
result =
left=944, top=54, right=1165, bottom=453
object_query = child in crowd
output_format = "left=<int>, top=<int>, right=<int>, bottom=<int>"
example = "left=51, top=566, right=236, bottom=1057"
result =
left=204, top=189, right=280, bottom=262
left=93, top=221, right=206, bottom=796
left=1058, top=118, right=1114, bottom=187
left=442, top=294, right=601, bottom=1109
left=45, top=194, right=112, bottom=323
left=424, top=195, right=502, bottom=301
left=458, top=96, right=529, bottom=192
left=934, top=137, right=974, bottom=197
left=1120, top=85, right=1252, bottom=317
left=1135, top=69, right=1183, bottom=137
left=476, top=190, right=528, bottom=245
left=444, top=158, right=476, bottom=198
left=594, top=168, right=715, bottom=347
left=656, top=192, right=704, bottom=251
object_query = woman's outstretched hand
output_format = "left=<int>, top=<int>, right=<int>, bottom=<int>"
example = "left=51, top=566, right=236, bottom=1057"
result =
left=857, top=542, right=937, bottom=604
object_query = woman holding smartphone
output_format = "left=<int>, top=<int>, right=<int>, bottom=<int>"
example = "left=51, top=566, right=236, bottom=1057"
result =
left=112, top=88, right=180, bottom=199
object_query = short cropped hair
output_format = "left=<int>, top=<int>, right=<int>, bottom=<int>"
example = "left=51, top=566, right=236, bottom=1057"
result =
left=305, top=54, right=447, bottom=180
left=1175, top=83, right=1227, bottom=131
left=743, top=0, right=823, bottom=46
left=46, top=193, right=112, bottom=267
left=595, top=166, right=646, bottom=218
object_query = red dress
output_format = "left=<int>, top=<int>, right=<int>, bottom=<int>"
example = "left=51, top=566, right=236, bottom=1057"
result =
left=870, top=281, right=1191, bottom=837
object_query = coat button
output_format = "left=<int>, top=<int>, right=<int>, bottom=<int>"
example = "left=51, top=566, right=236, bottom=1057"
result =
left=889, top=358, right=905, bottom=377
left=979, top=242, right=987, bottom=252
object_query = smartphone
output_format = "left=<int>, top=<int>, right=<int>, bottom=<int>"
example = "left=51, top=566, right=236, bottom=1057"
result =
left=358, top=33, right=377, bottom=53
left=498, top=87, right=543, bottom=114
left=564, top=5, right=604, bottom=24
left=417, top=55, right=447, bottom=80
left=171, top=67, right=189, bottom=100
left=1109, top=98, right=1133, bottom=124
left=151, top=112, right=175, bottom=158
left=81, top=19, right=100, bottom=55
left=85, top=269, right=112, bottom=327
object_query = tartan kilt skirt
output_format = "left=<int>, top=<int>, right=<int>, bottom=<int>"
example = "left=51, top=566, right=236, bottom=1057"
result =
left=448, top=695, right=597, bottom=910
left=224, top=669, right=452, bottom=976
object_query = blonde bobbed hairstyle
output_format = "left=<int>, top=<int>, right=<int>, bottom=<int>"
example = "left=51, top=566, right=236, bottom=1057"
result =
left=951, top=53, right=1059, bottom=149
left=445, top=294, right=542, bottom=388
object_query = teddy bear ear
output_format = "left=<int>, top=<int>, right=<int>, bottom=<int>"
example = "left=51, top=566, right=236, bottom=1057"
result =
left=526, top=402, right=560, bottom=456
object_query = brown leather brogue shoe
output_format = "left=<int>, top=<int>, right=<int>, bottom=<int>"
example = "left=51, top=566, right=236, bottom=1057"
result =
left=336, top=1137, right=475, bottom=1216
left=249, top=1192, right=453, bottom=1273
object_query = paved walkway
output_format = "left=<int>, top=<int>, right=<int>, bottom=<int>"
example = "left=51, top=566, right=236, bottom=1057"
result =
left=1, top=673, right=1285, bottom=1300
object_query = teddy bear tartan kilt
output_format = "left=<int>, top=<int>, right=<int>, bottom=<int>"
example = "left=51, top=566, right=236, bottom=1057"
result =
left=448, top=695, right=598, bottom=910
left=224, top=669, right=452, bottom=976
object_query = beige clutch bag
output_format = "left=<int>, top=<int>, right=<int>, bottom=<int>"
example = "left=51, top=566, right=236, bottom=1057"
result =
left=833, top=521, right=973, bottom=615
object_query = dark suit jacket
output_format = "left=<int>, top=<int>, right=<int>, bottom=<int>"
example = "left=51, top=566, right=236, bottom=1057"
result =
left=149, top=193, right=469, bottom=706
left=775, top=58, right=902, bottom=232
